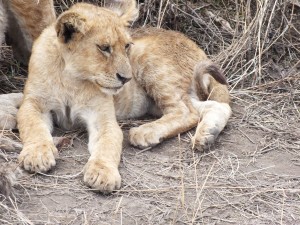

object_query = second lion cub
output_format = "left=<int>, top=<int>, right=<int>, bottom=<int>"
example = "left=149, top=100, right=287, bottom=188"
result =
left=17, top=1, right=231, bottom=192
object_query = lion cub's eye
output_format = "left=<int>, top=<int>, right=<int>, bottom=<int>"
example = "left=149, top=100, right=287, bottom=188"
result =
left=97, top=44, right=111, bottom=54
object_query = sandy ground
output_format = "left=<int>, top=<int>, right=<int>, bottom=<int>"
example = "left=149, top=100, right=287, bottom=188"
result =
left=1, top=98, right=299, bottom=225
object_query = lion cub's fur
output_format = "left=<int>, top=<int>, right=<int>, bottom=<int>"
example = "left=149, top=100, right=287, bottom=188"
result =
left=16, top=1, right=231, bottom=192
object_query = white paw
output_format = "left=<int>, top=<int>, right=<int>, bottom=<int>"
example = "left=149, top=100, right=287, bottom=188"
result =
left=83, top=159, right=121, bottom=193
left=0, top=112, right=17, bottom=129
left=193, top=123, right=222, bottom=151
left=192, top=101, right=231, bottom=151
left=0, top=93, right=23, bottom=130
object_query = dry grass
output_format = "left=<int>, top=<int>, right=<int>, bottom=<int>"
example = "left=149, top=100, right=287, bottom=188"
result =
left=0, top=0, right=299, bottom=224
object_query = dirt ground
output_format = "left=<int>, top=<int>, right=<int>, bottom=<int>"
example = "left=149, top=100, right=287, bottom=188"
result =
left=1, top=96, right=300, bottom=224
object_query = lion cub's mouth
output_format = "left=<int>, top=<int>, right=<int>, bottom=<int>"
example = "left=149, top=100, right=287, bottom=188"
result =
left=95, top=81, right=123, bottom=92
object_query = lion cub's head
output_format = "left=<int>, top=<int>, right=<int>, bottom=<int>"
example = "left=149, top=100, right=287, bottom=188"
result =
left=54, top=1, right=138, bottom=95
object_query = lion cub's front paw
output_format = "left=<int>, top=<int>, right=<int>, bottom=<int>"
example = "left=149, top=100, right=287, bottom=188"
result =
left=18, top=142, right=58, bottom=173
left=129, top=126, right=161, bottom=149
left=83, top=159, right=121, bottom=193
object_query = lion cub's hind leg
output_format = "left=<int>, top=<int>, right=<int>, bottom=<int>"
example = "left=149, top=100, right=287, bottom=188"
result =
left=192, top=66, right=232, bottom=150
left=129, top=85, right=199, bottom=149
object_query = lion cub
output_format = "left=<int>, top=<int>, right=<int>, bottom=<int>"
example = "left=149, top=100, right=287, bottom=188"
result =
left=18, top=1, right=231, bottom=193
left=17, top=3, right=136, bottom=192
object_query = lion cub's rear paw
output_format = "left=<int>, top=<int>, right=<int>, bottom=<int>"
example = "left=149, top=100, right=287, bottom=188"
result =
left=193, top=124, right=221, bottom=151
left=129, top=126, right=161, bottom=149
left=83, top=159, right=121, bottom=193
left=18, top=142, right=58, bottom=172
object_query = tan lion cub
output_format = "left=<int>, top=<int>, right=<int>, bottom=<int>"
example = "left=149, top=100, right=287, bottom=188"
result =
left=17, top=1, right=231, bottom=192
left=17, top=3, right=136, bottom=192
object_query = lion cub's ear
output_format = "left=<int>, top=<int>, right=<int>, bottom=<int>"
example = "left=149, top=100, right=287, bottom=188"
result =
left=105, top=0, right=139, bottom=26
left=55, top=12, right=89, bottom=44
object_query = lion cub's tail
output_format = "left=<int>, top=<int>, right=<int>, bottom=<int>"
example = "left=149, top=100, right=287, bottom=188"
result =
left=193, top=60, right=230, bottom=104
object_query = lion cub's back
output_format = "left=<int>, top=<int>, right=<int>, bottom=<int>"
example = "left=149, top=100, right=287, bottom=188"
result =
left=131, top=27, right=207, bottom=76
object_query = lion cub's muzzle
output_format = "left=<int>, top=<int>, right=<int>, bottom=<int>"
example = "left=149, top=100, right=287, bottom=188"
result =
left=116, top=73, right=131, bottom=84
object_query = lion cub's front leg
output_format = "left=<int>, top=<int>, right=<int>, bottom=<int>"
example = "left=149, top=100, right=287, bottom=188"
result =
left=82, top=103, right=123, bottom=193
left=17, top=98, right=57, bottom=172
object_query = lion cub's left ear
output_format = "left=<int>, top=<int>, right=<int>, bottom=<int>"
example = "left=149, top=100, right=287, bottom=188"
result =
left=55, top=11, right=89, bottom=44
left=105, top=0, right=139, bottom=26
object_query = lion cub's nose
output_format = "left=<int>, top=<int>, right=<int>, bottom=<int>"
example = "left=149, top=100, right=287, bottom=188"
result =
left=116, top=73, right=131, bottom=84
